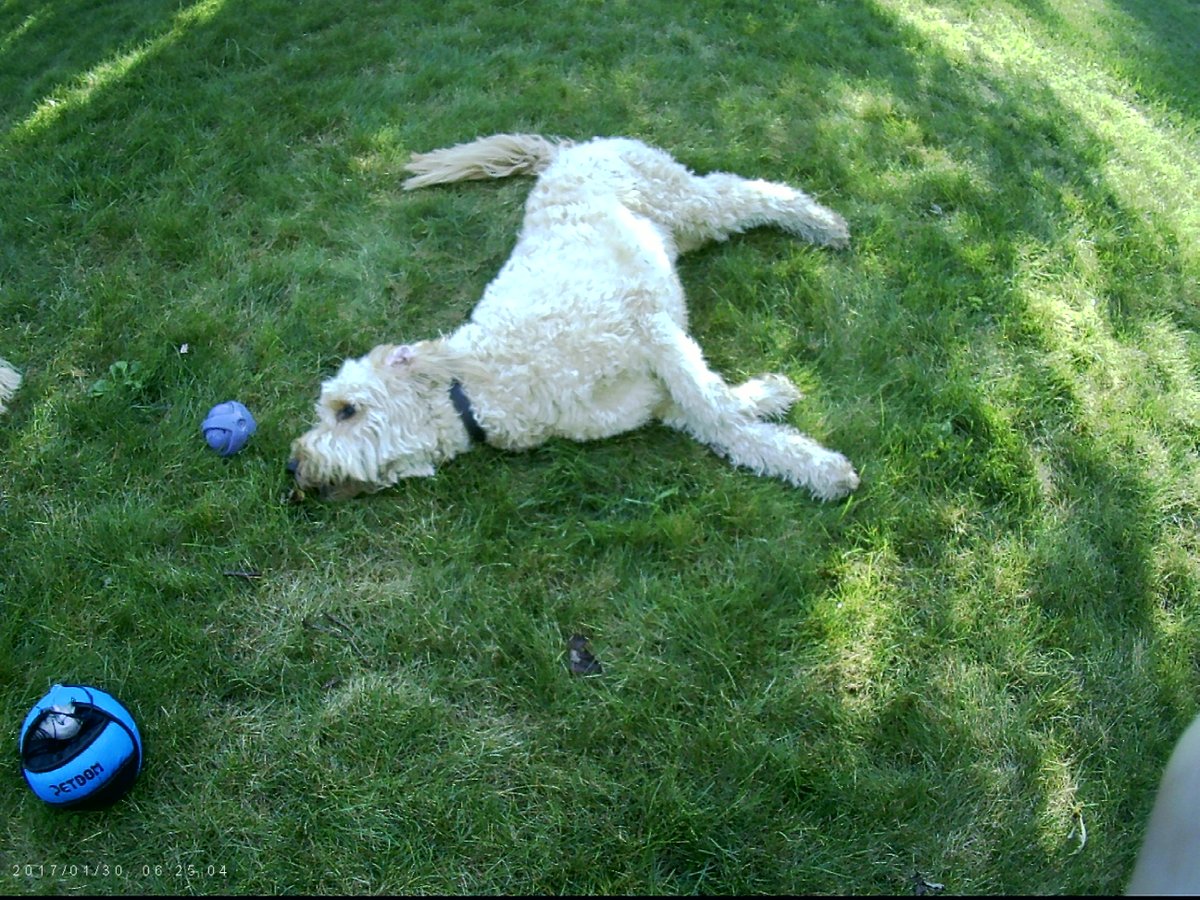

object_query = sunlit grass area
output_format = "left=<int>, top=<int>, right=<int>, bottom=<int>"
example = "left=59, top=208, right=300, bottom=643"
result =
left=2, top=0, right=1198, bottom=893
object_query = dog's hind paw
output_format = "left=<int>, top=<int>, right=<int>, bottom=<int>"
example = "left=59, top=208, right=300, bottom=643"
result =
left=816, top=210, right=850, bottom=250
left=734, top=374, right=802, bottom=420
left=808, top=451, right=859, bottom=502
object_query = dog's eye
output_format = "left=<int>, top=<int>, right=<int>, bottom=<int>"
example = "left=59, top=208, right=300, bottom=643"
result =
left=336, top=403, right=358, bottom=422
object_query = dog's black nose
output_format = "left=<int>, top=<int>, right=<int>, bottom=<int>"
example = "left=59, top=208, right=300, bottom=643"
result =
left=286, top=458, right=299, bottom=476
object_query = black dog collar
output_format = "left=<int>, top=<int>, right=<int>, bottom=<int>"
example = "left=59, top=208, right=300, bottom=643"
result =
left=449, top=380, right=487, bottom=444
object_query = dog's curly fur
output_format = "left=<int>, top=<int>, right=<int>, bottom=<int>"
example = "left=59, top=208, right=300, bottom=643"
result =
left=289, top=135, right=859, bottom=502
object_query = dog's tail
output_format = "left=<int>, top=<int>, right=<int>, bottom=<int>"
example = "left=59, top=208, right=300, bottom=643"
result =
left=402, top=133, right=569, bottom=190
left=0, top=357, right=21, bottom=415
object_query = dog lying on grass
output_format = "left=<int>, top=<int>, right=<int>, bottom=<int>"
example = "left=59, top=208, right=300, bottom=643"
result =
left=288, top=134, right=859, bottom=502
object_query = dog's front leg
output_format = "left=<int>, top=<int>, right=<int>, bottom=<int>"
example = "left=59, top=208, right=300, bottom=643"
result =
left=643, top=313, right=858, bottom=500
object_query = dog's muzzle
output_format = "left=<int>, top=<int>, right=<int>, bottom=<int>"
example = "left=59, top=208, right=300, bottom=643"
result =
left=285, top=456, right=370, bottom=502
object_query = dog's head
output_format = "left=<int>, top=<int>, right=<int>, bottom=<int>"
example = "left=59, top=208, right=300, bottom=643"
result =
left=288, top=343, right=448, bottom=500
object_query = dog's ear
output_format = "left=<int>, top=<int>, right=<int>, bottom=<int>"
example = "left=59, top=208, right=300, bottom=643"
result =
left=377, top=340, right=456, bottom=380
left=386, top=344, right=417, bottom=368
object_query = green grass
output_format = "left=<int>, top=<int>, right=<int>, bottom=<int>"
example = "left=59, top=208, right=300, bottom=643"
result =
left=2, top=0, right=1198, bottom=893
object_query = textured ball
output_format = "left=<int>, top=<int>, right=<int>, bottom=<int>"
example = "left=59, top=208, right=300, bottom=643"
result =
left=20, top=684, right=143, bottom=809
left=202, top=400, right=256, bottom=456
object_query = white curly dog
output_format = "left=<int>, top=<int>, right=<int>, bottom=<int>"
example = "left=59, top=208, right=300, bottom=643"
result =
left=288, top=134, right=859, bottom=502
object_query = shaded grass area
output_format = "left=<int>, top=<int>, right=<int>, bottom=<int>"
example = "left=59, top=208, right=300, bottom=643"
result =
left=2, top=0, right=1198, bottom=893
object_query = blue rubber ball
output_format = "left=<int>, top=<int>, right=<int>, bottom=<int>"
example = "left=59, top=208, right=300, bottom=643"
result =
left=202, top=400, right=256, bottom=456
left=20, top=684, right=144, bottom=809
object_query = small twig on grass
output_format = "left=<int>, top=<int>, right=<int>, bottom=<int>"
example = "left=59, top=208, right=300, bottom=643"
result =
left=222, top=570, right=262, bottom=580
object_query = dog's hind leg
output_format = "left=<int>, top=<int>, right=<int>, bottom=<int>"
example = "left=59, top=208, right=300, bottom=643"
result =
left=644, top=312, right=858, bottom=501
left=610, top=142, right=849, bottom=252
left=731, top=373, right=803, bottom=420
left=666, top=171, right=851, bottom=253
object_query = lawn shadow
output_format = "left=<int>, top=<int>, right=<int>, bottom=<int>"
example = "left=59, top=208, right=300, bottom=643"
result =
left=1028, top=0, right=1200, bottom=121
left=0, top=0, right=194, bottom=138
left=702, top=1, right=1198, bottom=891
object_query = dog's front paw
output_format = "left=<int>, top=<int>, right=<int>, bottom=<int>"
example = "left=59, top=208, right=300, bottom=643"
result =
left=809, top=451, right=859, bottom=502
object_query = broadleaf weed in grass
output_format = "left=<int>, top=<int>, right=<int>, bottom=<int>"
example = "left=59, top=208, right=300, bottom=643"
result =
left=88, top=359, right=147, bottom=398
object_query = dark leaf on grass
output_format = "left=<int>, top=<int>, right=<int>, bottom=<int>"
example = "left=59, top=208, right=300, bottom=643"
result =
left=912, top=872, right=945, bottom=896
left=567, top=634, right=602, bottom=675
